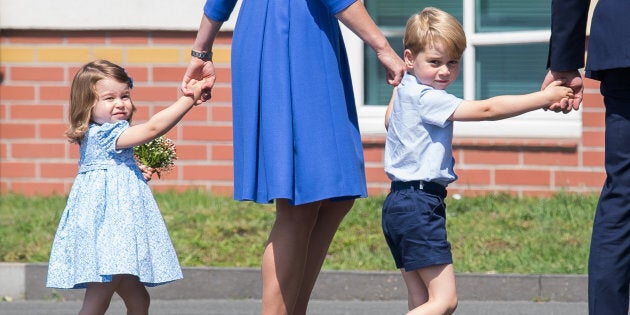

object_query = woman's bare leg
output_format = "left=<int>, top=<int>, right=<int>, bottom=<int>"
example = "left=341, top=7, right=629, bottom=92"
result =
left=292, top=199, right=354, bottom=315
left=261, top=199, right=322, bottom=315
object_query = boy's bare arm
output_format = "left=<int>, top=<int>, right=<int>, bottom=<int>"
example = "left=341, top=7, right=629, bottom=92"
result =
left=450, top=81, right=573, bottom=121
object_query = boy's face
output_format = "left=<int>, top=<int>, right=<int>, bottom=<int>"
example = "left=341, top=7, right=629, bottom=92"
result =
left=405, top=41, right=460, bottom=90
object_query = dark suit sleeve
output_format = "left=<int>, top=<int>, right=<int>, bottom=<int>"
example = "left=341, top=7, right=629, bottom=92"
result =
left=546, top=0, right=591, bottom=71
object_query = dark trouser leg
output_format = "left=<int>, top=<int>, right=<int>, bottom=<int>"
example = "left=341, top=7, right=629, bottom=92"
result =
left=589, top=68, right=630, bottom=315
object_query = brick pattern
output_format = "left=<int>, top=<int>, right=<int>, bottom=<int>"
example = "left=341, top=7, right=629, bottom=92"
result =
left=0, top=30, right=606, bottom=197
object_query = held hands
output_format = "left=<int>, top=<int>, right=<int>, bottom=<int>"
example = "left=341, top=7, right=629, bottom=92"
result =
left=181, top=57, right=215, bottom=105
left=541, top=70, right=583, bottom=113
left=542, top=80, right=575, bottom=109
left=185, top=78, right=210, bottom=105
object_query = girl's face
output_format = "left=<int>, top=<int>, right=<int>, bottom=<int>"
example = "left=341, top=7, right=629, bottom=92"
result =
left=90, top=78, right=133, bottom=125
left=405, top=41, right=460, bottom=90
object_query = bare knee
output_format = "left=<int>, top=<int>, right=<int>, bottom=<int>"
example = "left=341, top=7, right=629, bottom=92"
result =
left=124, top=288, right=150, bottom=315
left=80, top=281, right=118, bottom=315
left=434, top=291, right=458, bottom=314
left=115, top=275, right=150, bottom=315
left=445, top=296, right=458, bottom=315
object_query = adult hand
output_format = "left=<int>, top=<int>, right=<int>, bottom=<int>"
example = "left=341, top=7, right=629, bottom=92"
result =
left=181, top=57, right=216, bottom=105
left=377, top=47, right=405, bottom=86
left=333, top=1, right=404, bottom=86
left=541, top=70, right=583, bottom=113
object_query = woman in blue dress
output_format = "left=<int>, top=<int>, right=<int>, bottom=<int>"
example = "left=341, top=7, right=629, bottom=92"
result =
left=181, top=1, right=405, bottom=314
left=47, top=60, right=206, bottom=315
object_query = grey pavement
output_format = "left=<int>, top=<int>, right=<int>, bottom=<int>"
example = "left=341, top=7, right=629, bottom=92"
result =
left=0, top=299, right=588, bottom=315
left=0, top=263, right=588, bottom=314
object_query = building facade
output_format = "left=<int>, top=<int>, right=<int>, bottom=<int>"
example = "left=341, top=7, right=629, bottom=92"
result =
left=0, top=0, right=605, bottom=197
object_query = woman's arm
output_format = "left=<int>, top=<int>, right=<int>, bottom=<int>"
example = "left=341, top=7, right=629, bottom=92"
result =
left=335, top=1, right=405, bottom=86
left=181, top=14, right=224, bottom=103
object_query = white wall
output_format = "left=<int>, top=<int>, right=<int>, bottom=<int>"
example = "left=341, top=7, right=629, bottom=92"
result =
left=0, top=0, right=239, bottom=30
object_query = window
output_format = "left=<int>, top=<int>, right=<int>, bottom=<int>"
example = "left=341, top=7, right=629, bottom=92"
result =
left=343, top=0, right=581, bottom=137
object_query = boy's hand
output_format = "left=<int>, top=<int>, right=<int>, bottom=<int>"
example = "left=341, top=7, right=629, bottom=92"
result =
left=541, top=70, right=583, bottom=113
left=543, top=80, right=574, bottom=110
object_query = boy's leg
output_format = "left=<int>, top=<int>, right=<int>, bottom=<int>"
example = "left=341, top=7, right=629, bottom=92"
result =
left=400, top=268, right=428, bottom=309
left=115, top=274, right=150, bottom=315
left=405, top=264, right=457, bottom=315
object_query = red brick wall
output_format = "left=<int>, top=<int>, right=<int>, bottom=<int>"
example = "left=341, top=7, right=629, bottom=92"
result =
left=0, top=29, right=606, bottom=197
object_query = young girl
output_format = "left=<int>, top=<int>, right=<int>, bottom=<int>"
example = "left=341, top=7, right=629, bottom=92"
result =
left=46, top=59, right=205, bottom=315
left=382, top=8, right=573, bottom=315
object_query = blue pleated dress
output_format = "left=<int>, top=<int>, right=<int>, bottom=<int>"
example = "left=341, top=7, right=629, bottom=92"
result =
left=46, top=121, right=183, bottom=289
left=205, top=0, right=367, bottom=205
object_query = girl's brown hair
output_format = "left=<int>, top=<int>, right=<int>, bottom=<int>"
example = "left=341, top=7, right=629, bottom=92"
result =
left=404, top=7, right=467, bottom=60
left=65, top=60, right=135, bottom=144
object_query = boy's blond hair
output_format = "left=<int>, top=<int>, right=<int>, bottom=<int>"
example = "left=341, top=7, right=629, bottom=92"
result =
left=404, top=7, right=467, bottom=59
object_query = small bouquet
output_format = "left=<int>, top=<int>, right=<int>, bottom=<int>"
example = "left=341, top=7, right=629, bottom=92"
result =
left=134, top=136, right=177, bottom=179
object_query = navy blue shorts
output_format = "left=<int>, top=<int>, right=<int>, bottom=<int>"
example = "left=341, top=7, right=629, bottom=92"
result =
left=382, top=181, right=452, bottom=271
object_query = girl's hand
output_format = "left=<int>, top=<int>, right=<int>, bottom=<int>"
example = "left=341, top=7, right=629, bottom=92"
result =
left=181, top=57, right=215, bottom=105
left=137, top=163, right=155, bottom=181
left=186, top=78, right=209, bottom=104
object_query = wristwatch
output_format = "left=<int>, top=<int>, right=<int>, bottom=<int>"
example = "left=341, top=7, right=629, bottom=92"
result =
left=191, top=50, right=213, bottom=61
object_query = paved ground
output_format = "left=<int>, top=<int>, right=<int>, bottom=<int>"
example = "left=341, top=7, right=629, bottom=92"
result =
left=0, top=263, right=590, bottom=314
left=0, top=298, right=588, bottom=315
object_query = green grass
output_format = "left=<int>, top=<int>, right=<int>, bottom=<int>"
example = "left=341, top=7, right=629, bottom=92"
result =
left=0, top=190, right=597, bottom=274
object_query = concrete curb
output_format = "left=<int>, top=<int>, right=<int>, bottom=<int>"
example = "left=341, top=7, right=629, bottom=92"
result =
left=0, top=263, right=587, bottom=302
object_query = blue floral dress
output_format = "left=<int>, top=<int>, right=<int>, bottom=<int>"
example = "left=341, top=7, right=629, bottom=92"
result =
left=46, top=121, right=183, bottom=289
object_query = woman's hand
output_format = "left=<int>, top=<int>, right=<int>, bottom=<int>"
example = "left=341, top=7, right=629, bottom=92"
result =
left=376, top=47, right=405, bottom=86
left=181, top=57, right=216, bottom=105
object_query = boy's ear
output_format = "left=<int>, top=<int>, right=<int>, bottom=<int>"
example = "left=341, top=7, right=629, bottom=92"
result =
left=403, top=49, right=415, bottom=69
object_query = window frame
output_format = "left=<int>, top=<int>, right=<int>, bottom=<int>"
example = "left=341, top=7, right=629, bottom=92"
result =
left=347, top=0, right=581, bottom=138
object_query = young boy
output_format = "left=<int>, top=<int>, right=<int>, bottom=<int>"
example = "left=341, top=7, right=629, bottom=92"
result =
left=382, top=7, right=574, bottom=315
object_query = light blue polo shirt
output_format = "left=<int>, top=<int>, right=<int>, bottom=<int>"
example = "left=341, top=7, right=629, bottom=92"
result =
left=384, top=73, right=463, bottom=186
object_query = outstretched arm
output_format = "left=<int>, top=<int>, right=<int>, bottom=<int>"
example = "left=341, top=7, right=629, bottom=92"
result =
left=118, top=80, right=205, bottom=149
left=335, top=1, right=405, bottom=86
left=451, top=81, right=574, bottom=121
